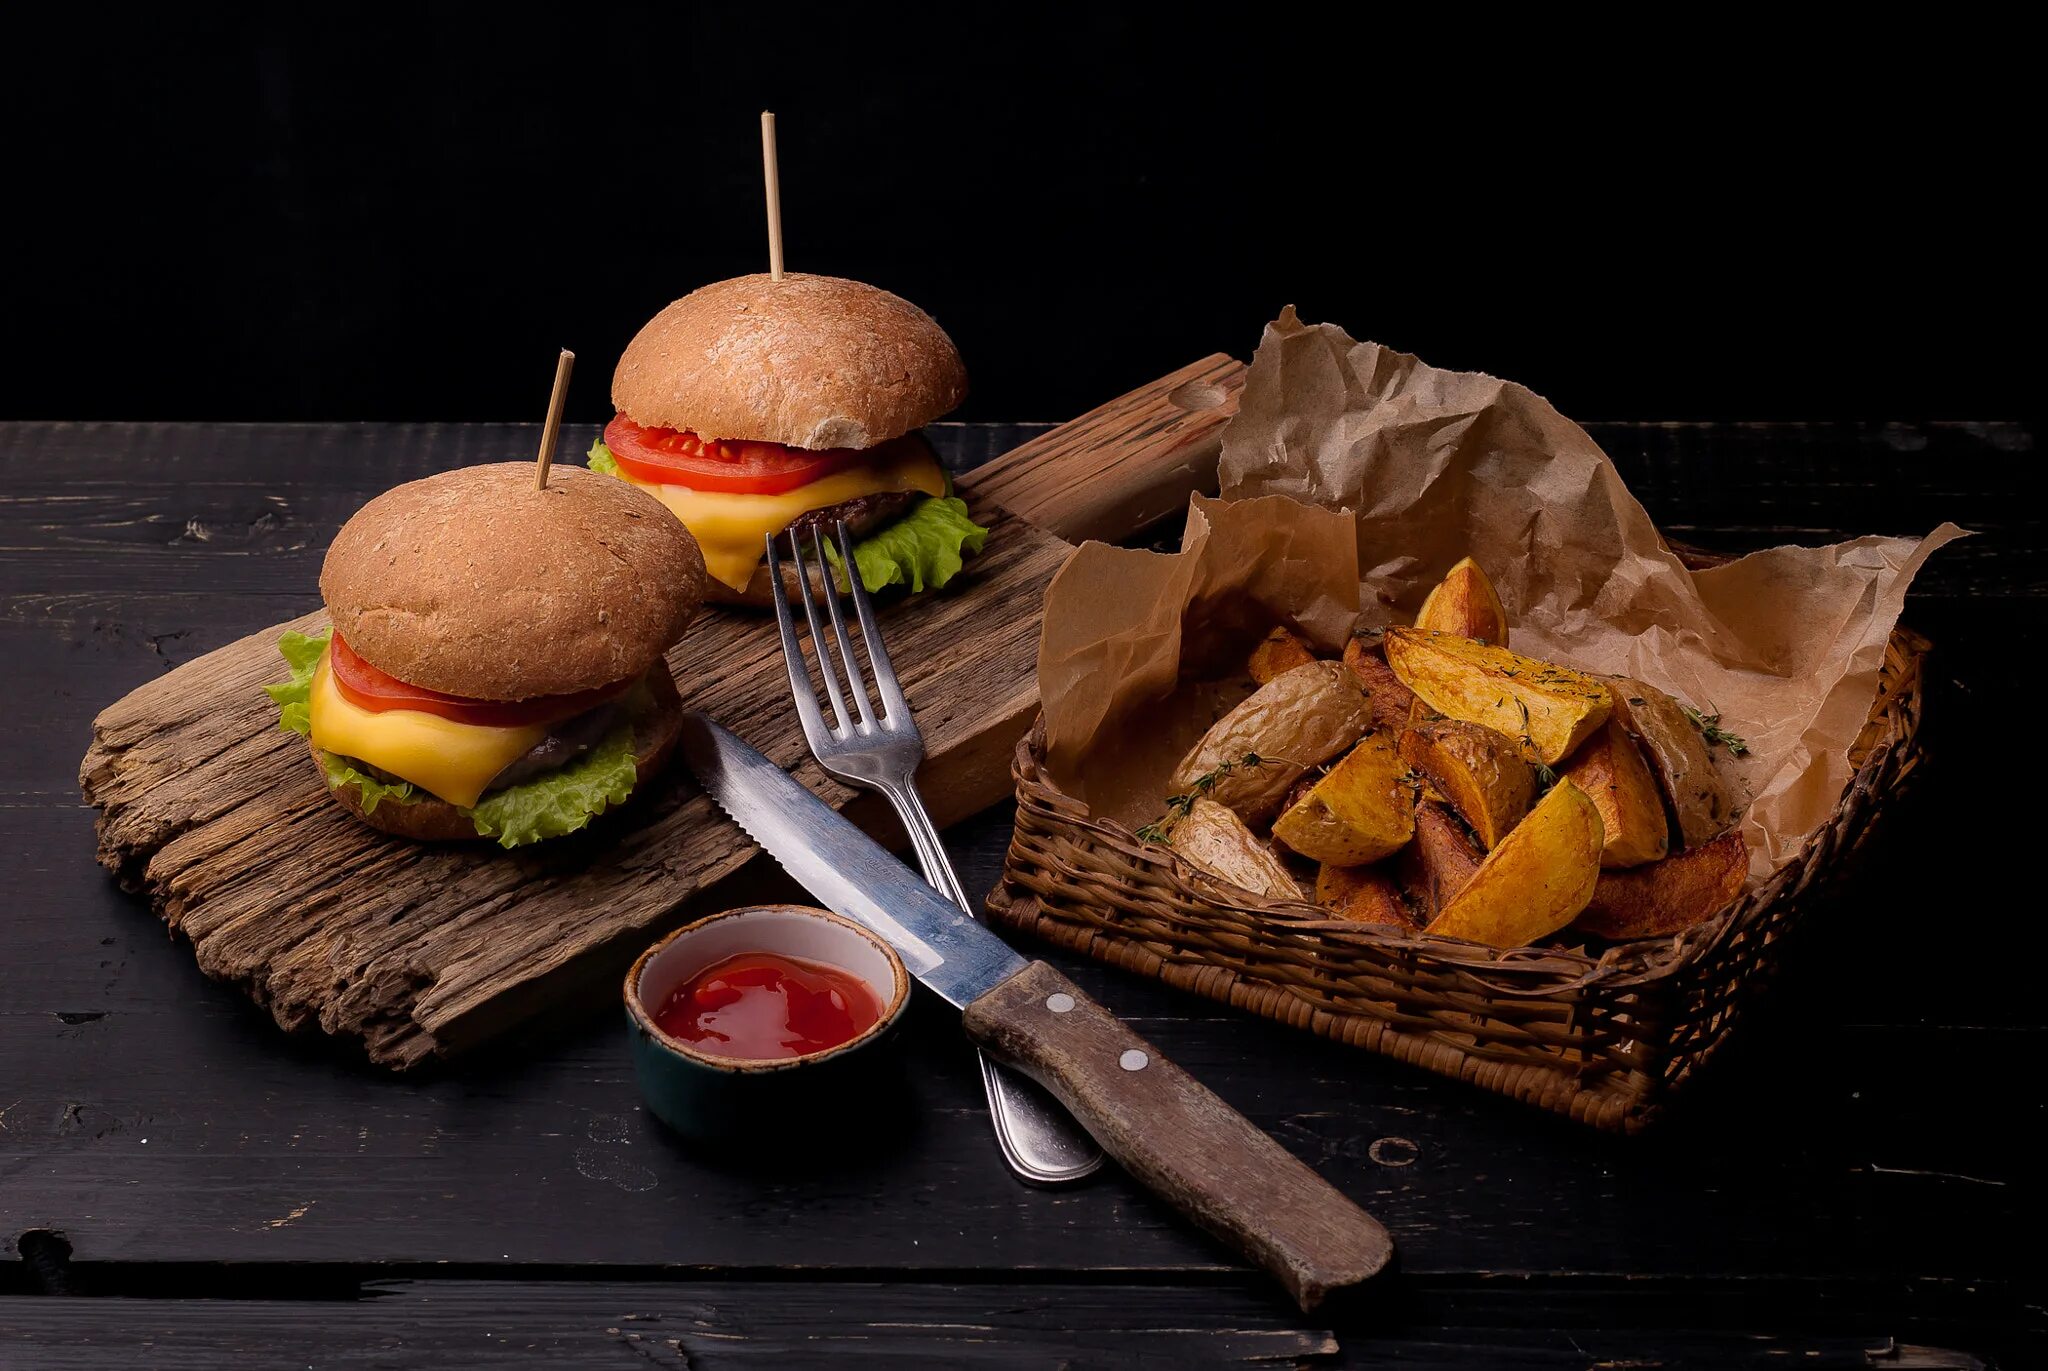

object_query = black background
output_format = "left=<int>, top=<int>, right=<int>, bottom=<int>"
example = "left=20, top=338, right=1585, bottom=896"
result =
left=4, top=8, right=2030, bottom=424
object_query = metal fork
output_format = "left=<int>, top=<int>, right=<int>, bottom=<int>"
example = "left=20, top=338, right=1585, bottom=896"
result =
left=769, top=522, right=1103, bottom=1185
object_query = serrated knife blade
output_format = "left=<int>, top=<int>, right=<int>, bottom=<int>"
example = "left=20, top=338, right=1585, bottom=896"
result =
left=674, top=711, right=1027, bottom=1007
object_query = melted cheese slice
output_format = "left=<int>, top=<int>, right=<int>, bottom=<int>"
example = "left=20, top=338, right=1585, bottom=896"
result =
left=307, top=654, right=547, bottom=808
left=616, top=442, right=948, bottom=591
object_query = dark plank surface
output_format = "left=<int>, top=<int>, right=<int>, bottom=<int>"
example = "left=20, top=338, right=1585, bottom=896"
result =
left=0, top=1280, right=2004, bottom=1369
left=2, top=419, right=2042, bottom=1367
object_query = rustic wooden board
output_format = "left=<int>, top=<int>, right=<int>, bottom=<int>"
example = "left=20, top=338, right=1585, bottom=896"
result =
left=968, top=352, right=1244, bottom=545
left=75, top=364, right=1248, bottom=1068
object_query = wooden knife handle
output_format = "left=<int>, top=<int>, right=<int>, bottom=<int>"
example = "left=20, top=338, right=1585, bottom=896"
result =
left=959, top=354, right=1245, bottom=545
left=961, top=961, right=1394, bottom=1311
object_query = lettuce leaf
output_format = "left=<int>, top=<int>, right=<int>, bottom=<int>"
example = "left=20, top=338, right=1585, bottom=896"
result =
left=265, top=627, right=331, bottom=737
left=320, top=752, right=419, bottom=813
left=465, top=717, right=639, bottom=848
left=590, top=440, right=987, bottom=595
left=825, top=495, right=988, bottom=594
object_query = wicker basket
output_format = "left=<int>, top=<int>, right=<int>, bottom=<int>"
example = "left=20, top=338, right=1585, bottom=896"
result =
left=988, top=629, right=1929, bottom=1134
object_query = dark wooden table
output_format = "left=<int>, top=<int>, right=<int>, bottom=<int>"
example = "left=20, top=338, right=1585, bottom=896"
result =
left=1, top=419, right=2039, bottom=1368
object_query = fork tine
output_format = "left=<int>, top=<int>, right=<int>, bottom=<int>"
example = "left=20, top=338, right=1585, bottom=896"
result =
left=836, top=520, right=910, bottom=722
left=788, top=531, right=854, bottom=734
left=766, top=533, right=839, bottom=745
left=811, top=526, right=873, bottom=728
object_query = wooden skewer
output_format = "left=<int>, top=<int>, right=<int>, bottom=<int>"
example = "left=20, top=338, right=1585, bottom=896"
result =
left=534, top=349, right=575, bottom=491
left=761, top=110, right=784, bottom=281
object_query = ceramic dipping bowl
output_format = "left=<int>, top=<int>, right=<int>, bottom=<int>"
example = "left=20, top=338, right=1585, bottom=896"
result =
left=625, top=904, right=911, bottom=1146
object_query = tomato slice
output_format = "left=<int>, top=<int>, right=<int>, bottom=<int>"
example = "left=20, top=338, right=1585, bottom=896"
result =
left=328, top=634, right=628, bottom=728
left=603, top=413, right=866, bottom=494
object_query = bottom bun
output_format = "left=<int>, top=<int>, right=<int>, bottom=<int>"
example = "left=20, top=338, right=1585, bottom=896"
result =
left=318, top=667, right=684, bottom=843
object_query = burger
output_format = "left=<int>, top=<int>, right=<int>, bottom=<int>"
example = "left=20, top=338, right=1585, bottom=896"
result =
left=589, top=272, right=986, bottom=606
left=265, top=463, right=707, bottom=846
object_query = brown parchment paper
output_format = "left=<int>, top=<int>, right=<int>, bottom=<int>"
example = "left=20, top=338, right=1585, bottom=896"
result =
left=1040, top=309, right=1963, bottom=882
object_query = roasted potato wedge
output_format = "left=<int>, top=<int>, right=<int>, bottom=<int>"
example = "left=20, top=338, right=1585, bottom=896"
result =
left=1383, top=628, right=1612, bottom=765
left=1170, top=661, right=1372, bottom=824
left=1271, top=733, right=1417, bottom=865
left=1415, top=556, right=1509, bottom=645
left=1560, top=718, right=1670, bottom=868
left=1398, top=719, right=1535, bottom=850
left=1395, top=802, right=1485, bottom=922
left=1574, top=829, right=1748, bottom=940
left=1314, top=863, right=1415, bottom=928
left=1248, top=626, right=1318, bottom=685
left=1341, top=635, right=1419, bottom=732
left=1608, top=679, right=1737, bottom=848
left=1424, top=780, right=1604, bottom=948
left=1169, top=798, right=1306, bottom=903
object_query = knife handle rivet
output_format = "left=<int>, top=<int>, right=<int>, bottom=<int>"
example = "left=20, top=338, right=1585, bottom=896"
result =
left=1045, top=993, right=1075, bottom=1014
left=1119, top=1049, right=1149, bottom=1072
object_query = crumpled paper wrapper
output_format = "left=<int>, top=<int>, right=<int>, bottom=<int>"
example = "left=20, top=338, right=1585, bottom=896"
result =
left=1040, top=309, right=1963, bottom=881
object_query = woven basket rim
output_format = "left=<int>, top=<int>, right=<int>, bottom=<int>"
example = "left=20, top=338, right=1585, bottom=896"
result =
left=1011, top=626, right=1928, bottom=997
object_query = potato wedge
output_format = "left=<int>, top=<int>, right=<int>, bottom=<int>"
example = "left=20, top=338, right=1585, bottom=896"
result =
left=1248, top=626, right=1318, bottom=685
left=1169, top=661, right=1372, bottom=824
left=1271, top=733, right=1417, bottom=865
left=1169, top=798, right=1306, bottom=903
left=1341, top=635, right=1419, bottom=732
left=1314, top=863, right=1415, bottom=928
left=1415, top=556, right=1509, bottom=645
left=1607, top=680, right=1737, bottom=848
left=1574, top=829, right=1748, bottom=940
left=1560, top=718, right=1670, bottom=868
left=1395, top=802, right=1485, bottom=922
left=1425, top=781, right=1604, bottom=948
left=1383, top=628, right=1612, bottom=765
left=1398, top=719, right=1535, bottom=851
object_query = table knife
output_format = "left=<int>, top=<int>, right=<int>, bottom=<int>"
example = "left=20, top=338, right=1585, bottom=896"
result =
left=675, top=711, right=1395, bottom=1312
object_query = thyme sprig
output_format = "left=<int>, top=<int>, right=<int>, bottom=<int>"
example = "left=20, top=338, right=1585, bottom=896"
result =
left=1513, top=698, right=1558, bottom=790
left=1681, top=704, right=1750, bottom=756
left=1135, top=751, right=1265, bottom=844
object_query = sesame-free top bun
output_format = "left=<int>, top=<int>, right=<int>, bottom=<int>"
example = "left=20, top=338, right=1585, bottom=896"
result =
left=611, top=273, right=968, bottom=450
left=321, top=463, right=706, bottom=701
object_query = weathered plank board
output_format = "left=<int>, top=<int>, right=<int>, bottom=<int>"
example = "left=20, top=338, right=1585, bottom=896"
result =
left=0, top=1281, right=1334, bottom=1368
left=74, top=365, right=1247, bottom=1068
left=969, top=352, right=1245, bottom=545
left=0, top=1276, right=2010, bottom=1368
left=0, top=1278, right=2003, bottom=1368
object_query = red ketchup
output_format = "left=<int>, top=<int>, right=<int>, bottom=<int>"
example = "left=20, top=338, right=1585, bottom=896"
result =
left=655, top=953, right=882, bottom=1061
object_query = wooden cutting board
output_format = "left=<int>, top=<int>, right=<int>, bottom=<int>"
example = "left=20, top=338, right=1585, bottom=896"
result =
left=79, top=355, right=1246, bottom=1068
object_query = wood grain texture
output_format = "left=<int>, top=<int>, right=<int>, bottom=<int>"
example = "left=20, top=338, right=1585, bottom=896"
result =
left=964, top=353, right=1244, bottom=545
left=78, top=496, right=1061, bottom=1068
left=0, top=1280, right=1329, bottom=1369
left=0, top=1279, right=2005, bottom=1369
left=964, top=960, right=1393, bottom=1311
